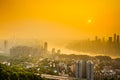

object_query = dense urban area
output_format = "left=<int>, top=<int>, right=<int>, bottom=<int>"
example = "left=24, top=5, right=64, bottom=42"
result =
left=66, top=34, right=120, bottom=57
left=0, top=34, right=120, bottom=80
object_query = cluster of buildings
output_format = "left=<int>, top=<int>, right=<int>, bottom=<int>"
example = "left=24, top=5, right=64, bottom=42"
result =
left=0, top=40, right=61, bottom=59
left=108, top=33, right=119, bottom=44
left=66, top=33, right=120, bottom=57
left=0, top=40, right=59, bottom=58
left=70, top=61, right=94, bottom=80
left=0, top=37, right=120, bottom=80
left=9, top=42, right=48, bottom=58
left=39, top=59, right=94, bottom=80
left=95, top=33, right=119, bottom=44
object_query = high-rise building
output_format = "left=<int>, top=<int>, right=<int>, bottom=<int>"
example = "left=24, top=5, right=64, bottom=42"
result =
left=57, top=49, right=61, bottom=54
left=75, top=60, right=94, bottom=80
left=75, top=62, right=79, bottom=78
left=75, top=61, right=82, bottom=78
left=114, top=33, right=117, bottom=43
left=4, top=40, right=8, bottom=54
left=102, top=37, right=105, bottom=42
left=51, top=48, right=55, bottom=57
left=52, top=48, right=55, bottom=54
left=82, top=60, right=87, bottom=78
left=87, top=61, right=94, bottom=80
left=44, top=42, right=48, bottom=54
left=117, top=35, right=119, bottom=44
left=95, top=36, right=98, bottom=41
left=108, top=37, right=112, bottom=43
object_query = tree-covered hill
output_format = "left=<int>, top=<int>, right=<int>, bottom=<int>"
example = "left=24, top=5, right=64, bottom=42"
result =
left=0, top=63, right=45, bottom=80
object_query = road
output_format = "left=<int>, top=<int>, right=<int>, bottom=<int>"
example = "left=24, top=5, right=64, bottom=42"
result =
left=41, top=74, right=75, bottom=80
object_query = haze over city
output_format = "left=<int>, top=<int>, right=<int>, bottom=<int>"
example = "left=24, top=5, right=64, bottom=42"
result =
left=1, top=0, right=120, bottom=80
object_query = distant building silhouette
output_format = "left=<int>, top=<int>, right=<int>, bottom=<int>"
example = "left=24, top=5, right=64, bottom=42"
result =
left=102, top=37, right=105, bottom=42
left=108, top=37, right=112, bottom=43
left=57, top=49, right=61, bottom=54
left=117, top=35, right=119, bottom=44
left=114, top=33, right=117, bottom=43
left=10, top=46, right=42, bottom=58
left=95, top=36, right=98, bottom=41
left=4, top=40, right=8, bottom=54
left=44, top=42, right=48, bottom=54
left=52, top=48, right=56, bottom=58
left=66, top=34, right=120, bottom=56
left=52, top=48, right=55, bottom=54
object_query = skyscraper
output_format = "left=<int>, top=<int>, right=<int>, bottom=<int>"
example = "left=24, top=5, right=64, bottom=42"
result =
left=4, top=40, right=8, bottom=54
left=57, top=49, right=61, bottom=54
left=51, top=48, right=55, bottom=57
left=44, top=42, right=48, bottom=54
left=75, top=61, right=79, bottom=78
left=95, top=36, right=98, bottom=41
left=75, top=61, right=82, bottom=78
left=75, top=60, right=94, bottom=80
left=87, top=61, right=94, bottom=80
left=114, top=33, right=117, bottom=43
left=108, top=37, right=112, bottom=43
left=52, top=48, right=55, bottom=54
left=117, top=35, right=119, bottom=44
left=82, top=60, right=87, bottom=78
left=102, top=37, right=105, bottom=42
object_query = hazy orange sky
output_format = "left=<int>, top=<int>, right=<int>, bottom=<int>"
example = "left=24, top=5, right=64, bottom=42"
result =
left=0, top=0, right=120, bottom=40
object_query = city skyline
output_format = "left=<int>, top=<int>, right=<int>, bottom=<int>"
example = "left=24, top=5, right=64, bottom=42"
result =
left=0, top=0, right=120, bottom=80
left=0, top=34, right=120, bottom=58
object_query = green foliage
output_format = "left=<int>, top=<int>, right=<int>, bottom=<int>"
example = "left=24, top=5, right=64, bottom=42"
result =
left=0, top=63, right=45, bottom=80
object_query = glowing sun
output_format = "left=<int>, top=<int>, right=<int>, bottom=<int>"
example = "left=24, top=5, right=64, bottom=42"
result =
left=88, top=19, right=92, bottom=23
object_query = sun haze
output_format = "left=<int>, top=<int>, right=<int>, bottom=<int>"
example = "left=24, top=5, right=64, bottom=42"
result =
left=0, top=0, right=120, bottom=40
